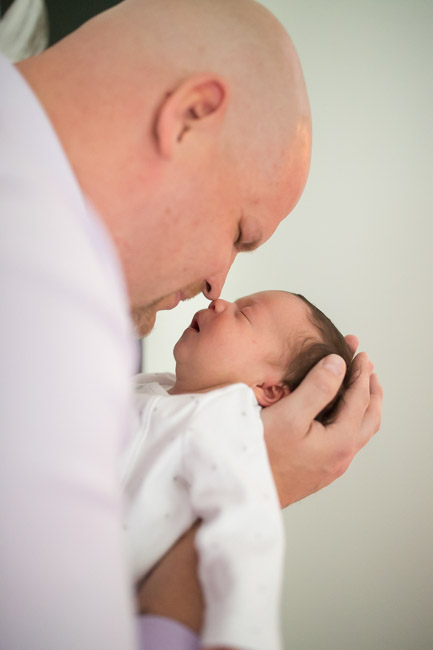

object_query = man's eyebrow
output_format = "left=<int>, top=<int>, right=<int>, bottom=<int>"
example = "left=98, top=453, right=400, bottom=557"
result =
left=236, top=215, right=263, bottom=253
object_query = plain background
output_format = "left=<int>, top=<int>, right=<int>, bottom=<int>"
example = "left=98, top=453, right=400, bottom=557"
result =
left=144, top=1, right=433, bottom=649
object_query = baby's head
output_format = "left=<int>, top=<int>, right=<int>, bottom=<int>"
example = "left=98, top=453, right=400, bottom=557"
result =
left=171, top=290, right=353, bottom=424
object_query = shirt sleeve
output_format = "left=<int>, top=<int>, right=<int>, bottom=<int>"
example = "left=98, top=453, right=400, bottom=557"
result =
left=0, top=148, right=137, bottom=649
left=182, top=385, right=285, bottom=650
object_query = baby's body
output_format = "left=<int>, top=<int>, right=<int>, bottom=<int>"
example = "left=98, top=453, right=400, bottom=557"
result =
left=122, top=291, right=352, bottom=650
left=122, top=375, right=283, bottom=650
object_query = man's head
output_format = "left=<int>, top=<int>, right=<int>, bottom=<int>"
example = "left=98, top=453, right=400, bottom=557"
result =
left=172, top=290, right=353, bottom=423
left=17, top=0, right=311, bottom=335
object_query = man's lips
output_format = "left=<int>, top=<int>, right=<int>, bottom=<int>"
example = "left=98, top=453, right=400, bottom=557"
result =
left=159, top=292, right=182, bottom=311
left=158, top=286, right=202, bottom=312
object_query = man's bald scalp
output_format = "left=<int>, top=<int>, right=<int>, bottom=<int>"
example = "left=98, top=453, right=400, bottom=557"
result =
left=64, top=0, right=310, bottom=168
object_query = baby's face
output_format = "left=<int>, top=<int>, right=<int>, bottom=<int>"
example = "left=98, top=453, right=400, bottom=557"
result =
left=173, top=290, right=318, bottom=397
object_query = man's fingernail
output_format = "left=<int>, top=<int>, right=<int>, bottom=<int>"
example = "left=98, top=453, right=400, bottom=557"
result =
left=323, top=354, right=345, bottom=375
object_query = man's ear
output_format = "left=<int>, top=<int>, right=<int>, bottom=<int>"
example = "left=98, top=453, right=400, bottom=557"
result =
left=253, top=382, right=290, bottom=407
left=154, top=74, right=229, bottom=158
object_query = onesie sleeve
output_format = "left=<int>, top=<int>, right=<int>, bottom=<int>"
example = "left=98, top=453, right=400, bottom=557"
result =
left=182, top=385, right=284, bottom=650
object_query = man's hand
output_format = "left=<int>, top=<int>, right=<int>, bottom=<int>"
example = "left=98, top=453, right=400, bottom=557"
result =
left=262, top=341, right=383, bottom=508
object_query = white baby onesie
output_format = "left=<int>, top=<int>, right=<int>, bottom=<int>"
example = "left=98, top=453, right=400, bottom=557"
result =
left=122, top=373, right=284, bottom=650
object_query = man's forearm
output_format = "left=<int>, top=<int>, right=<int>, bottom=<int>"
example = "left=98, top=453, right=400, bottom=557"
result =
left=136, top=523, right=204, bottom=632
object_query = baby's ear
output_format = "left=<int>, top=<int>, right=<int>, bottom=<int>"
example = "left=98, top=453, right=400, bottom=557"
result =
left=253, top=382, right=290, bottom=407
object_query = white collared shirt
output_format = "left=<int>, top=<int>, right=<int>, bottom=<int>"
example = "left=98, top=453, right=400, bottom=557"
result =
left=123, top=373, right=285, bottom=650
left=0, top=54, right=137, bottom=650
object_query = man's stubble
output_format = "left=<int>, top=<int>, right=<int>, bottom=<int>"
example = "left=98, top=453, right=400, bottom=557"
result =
left=131, top=280, right=205, bottom=337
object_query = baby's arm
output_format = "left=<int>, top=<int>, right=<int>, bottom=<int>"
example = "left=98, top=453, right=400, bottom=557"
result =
left=181, top=385, right=284, bottom=650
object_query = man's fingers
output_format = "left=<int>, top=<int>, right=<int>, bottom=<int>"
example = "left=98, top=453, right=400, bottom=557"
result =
left=330, top=352, right=373, bottom=441
left=345, top=334, right=359, bottom=355
left=356, top=372, right=383, bottom=450
left=325, top=362, right=382, bottom=480
left=284, top=354, right=347, bottom=433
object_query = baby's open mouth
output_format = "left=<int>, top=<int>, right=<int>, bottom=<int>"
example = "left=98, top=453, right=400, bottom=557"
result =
left=190, top=316, right=200, bottom=332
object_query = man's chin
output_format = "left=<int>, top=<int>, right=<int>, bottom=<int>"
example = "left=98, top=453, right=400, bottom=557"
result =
left=131, top=305, right=158, bottom=337
left=131, top=295, right=174, bottom=337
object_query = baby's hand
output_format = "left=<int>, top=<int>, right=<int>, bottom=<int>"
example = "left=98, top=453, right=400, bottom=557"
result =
left=261, top=347, right=382, bottom=508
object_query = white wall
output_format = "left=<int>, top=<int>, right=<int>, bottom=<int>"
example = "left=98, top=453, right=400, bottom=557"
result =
left=144, top=1, right=433, bottom=648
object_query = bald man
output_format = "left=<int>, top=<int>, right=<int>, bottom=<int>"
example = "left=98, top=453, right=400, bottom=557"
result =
left=0, top=1, right=382, bottom=649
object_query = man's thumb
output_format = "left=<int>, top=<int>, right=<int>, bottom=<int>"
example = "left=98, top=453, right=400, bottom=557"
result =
left=322, top=354, right=346, bottom=376
left=290, top=354, right=346, bottom=428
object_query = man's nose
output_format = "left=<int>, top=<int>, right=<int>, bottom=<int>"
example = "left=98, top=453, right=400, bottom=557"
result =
left=202, top=276, right=224, bottom=301
left=202, top=251, right=237, bottom=301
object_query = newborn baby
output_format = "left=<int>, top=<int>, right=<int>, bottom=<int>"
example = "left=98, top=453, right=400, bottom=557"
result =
left=122, top=290, right=353, bottom=650
left=170, top=290, right=352, bottom=421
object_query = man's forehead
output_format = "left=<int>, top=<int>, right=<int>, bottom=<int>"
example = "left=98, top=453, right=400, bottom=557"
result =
left=258, top=117, right=312, bottom=222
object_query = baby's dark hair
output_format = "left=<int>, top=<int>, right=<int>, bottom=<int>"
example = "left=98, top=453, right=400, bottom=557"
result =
left=281, top=294, right=354, bottom=424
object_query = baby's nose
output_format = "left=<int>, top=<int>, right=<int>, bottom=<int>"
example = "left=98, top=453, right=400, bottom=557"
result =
left=208, top=299, right=232, bottom=313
